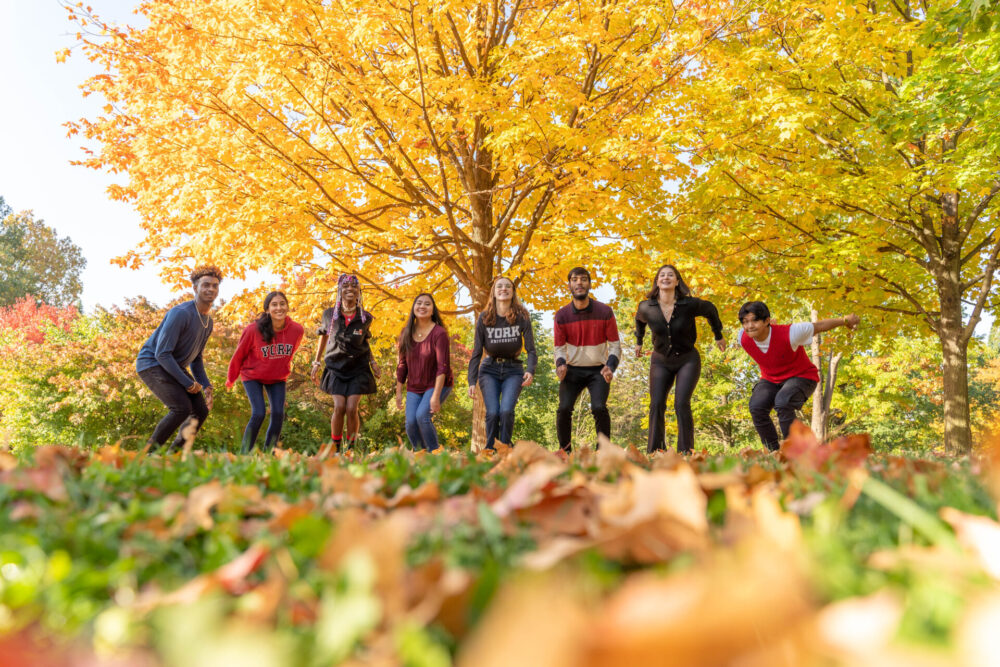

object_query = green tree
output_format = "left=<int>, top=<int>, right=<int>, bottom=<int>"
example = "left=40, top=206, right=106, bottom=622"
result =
left=0, top=207, right=87, bottom=307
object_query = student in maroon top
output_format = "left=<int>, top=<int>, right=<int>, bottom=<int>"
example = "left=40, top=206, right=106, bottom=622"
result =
left=310, top=274, right=381, bottom=452
left=395, top=293, right=453, bottom=451
left=738, top=301, right=859, bottom=451
left=226, top=291, right=305, bottom=453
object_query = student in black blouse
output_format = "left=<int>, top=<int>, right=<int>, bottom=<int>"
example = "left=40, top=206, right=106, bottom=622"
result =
left=467, top=277, right=538, bottom=451
left=634, top=264, right=725, bottom=453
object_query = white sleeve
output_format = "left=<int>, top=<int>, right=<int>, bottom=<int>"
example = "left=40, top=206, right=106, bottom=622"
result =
left=789, top=322, right=815, bottom=350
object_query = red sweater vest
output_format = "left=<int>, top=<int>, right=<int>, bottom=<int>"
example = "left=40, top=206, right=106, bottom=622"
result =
left=741, top=324, right=820, bottom=383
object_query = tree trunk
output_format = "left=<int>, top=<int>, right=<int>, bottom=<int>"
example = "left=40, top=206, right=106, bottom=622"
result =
left=937, top=281, right=972, bottom=454
left=936, top=192, right=973, bottom=455
left=810, top=309, right=824, bottom=439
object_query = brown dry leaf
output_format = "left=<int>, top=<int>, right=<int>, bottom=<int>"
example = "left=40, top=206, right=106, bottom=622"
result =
left=215, top=543, right=271, bottom=594
left=595, top=437, right=629, bottom=477
left=319, top=509, right=414, bottom=620
left=957, top=592, right=1000, bottom=667
left=170, top=480, right=226, bottom=536
left=780, top=420, right=824, bottom=467
left=940, top=507, right=1000, bottom=580
left=491, top=461, right=567, bottom=518
left=0, top=450, right=19, bottom=471
left=0, top=468, right=68, bottom=502
left=590, top=465, right=710, bottom=563
left=33, top=445, right=88, bottom=472
left=492, top=440, right=563, bottom=474
left=584, top=540, right=815, bottom=667
left=813, top=591, right=904, bottom=659
left=697, top=470, right=746, bottom=491
left=456, top=574, right=591, bottom=667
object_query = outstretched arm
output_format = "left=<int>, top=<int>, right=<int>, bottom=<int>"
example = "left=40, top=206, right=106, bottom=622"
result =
left=813, top=314, right=860, bottom=334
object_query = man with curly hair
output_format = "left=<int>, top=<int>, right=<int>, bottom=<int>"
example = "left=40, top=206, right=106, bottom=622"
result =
left=136, top=265, right=222, bottom=451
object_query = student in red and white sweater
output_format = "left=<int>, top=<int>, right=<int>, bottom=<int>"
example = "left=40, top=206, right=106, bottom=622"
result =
left=554, top=267, right=621, bottom=452
left=738, top=301, right=859, bottom=451
left=226, top=291, right=305, bottom=453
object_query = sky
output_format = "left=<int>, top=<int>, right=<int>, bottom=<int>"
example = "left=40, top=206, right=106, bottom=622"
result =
left=0, top=0, right=270, bottom=311
left=0, top=2, right=992, bottom=335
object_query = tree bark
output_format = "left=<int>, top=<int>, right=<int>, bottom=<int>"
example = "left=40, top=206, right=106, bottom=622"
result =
left=937, top=274, right=972, bottom=454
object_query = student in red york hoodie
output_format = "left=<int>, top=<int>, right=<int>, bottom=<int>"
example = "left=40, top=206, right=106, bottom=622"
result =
left=738, top=301, right=859, bottom=452
left=226, top=291, right=305, bottom=453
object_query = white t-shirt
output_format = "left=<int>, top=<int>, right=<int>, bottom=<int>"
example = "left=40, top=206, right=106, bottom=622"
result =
left=752, top=322, right=814, bottom=354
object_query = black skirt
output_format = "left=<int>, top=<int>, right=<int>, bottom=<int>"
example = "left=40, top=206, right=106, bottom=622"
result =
left=320, top=366, right=377, bottom=396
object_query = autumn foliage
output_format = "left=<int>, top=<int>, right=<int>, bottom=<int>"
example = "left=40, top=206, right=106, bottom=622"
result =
left=1, top=436, right=999, bottom=664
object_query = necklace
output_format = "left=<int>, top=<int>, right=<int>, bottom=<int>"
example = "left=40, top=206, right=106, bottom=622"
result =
left=197, top=308, right=212, bottom=329
left=413, top=323, right=434, bottom=340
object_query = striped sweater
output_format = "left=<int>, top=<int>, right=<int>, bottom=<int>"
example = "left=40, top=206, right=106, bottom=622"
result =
left=553, top=299, right=621, bottom=371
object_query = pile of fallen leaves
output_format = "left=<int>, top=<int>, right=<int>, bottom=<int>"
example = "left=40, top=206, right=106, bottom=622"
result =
left=1, top=424, right=1000, bottom=666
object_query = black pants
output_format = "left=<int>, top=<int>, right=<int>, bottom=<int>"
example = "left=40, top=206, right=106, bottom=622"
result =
left=556, top=365, right=610, bottom=452
left=647, top=350, right=701, bottom=453
left=748, top=376, right=818, bottom=451
left=138, top=366, right=210, bottom=451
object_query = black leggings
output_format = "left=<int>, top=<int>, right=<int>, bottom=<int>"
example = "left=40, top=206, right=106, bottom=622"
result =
left=647, top=350, right=701, bottom=453
left=138, top=366, right=210, bottom=451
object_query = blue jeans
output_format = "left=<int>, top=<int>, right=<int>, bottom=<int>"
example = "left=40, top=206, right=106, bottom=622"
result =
left=478, top=359, right=524, bottom=450
left=241, top=380, right=287, bottom=453
left=405, top=385, right=453, bottom=452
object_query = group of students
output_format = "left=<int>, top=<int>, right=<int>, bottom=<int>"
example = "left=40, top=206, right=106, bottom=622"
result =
left=135, top=264, right=860, bottom=455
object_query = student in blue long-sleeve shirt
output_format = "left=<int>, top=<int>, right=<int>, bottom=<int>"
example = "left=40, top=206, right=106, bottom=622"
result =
left=136, top=266, right=222, bottom=451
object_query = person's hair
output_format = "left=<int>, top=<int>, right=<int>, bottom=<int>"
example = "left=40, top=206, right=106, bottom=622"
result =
left=483, top=276, right=529, bottom=326
left=399, top=293, right=447, bottom=354
left=256, top=291, right=287, bottom=343
left=645, top=264, right=692, bottom=300
left=738, top=301, right=771, bottom=324
left=567, top=267, right=591, bottom=282
left=332, top=274, right=368, bottom=324
left=190, top=265, right=223, bottom=286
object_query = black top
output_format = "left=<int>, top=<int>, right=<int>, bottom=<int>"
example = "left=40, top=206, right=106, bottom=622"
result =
left=318, top=308, right=374, bottom=375
left=634, top=296, right=724, bottom=357
left=467, top=312, right=538, bottom=385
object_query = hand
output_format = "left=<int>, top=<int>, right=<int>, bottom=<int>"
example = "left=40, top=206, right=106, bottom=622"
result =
left=371, top=361, right=381, bottom=379
left=843, top=314, right=860, bottom=330
left=600, top=366, right=614, bottom=383
left=715, top=338, right=727, bottom=352
left=187, top=381, right=203, bottom=394
left=556, top=364, right=568, bottom=382
left=430, top=394, right=441, bottom=414
left=395, top=394, right=403, bottom=411
left=310, top=361, right=321, bottom=384
left=521, top=372, right=534, bottom=387
left=468, top=385, right=476, bottom=398
left=204, top=386, right=214, bottom=411
left=634, top=344, right=643, bottom=359
left=225, top=381, right=234, bottom=391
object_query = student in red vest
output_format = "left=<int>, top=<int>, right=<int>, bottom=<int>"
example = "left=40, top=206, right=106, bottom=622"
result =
left=738, top=301, right=859, bottom=451
left=311, top=274, right=381, bottom=452
left=226, top=291, right=305, bottom=453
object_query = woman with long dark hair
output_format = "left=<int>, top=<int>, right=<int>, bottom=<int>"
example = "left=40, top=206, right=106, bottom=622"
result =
left=634, top=265, right=725, bottom=453
left=467, top=277, right=537, bottom=450
left=227, top=291, right=305, bottom=453
left=395, top=293, right=453, bottom=451
left=311, top=274, right=380, bottom=452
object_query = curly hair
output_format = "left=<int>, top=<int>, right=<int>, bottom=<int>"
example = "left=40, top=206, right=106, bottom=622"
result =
left=190, top=265, right=223, bottom=286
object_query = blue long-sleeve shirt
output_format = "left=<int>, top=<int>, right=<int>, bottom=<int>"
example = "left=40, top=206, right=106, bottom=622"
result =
left=136, top=301, right=213, bottom=388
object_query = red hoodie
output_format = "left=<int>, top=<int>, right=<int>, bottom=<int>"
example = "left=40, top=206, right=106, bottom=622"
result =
left=226, top=319, right=305, bottom=386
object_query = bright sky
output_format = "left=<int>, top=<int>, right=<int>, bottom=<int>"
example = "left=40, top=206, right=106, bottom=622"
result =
left=0, top=2, right=992, bottom=335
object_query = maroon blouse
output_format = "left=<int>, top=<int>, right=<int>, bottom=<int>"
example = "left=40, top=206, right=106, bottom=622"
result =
left=395, top=325, right=453, bottom=393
